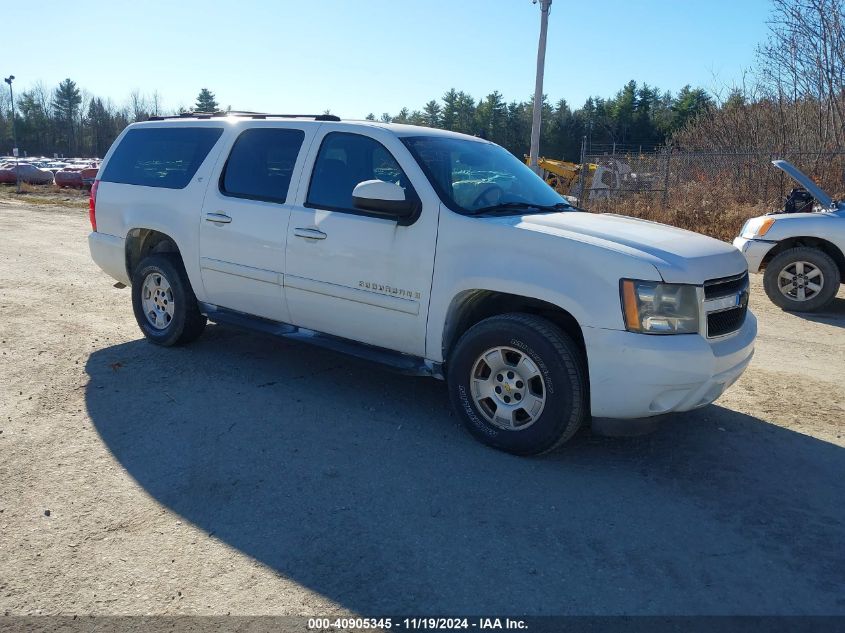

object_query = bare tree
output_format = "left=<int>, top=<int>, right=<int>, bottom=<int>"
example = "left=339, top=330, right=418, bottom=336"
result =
left=151, top=91, right=162, bottom=117
left=678, top=0, right=844, bottom=161
left=129, top=90, right=150, bottom=122
left=0, top=86, right=10, bottom=114
left=758, top=0, right=845, bottom=149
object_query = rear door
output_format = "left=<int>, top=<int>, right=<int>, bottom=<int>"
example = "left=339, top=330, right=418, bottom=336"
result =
left=199, top=123, right=313, bottom=322
left=284, top=127, right=439, bottom=356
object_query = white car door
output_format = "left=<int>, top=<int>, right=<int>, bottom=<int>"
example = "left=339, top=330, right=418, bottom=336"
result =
left=199, top=123, right=313, bottom=322
left=284, top=127, right=439, bottom=356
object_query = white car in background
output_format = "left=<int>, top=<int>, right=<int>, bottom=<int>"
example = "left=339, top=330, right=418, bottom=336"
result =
left=734, top=160, right=845, bottom=312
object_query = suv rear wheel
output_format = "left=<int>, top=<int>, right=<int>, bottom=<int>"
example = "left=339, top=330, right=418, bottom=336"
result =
left=131, top=254, right=207, bottom=346
left=763, top=246, right=840, bottom=312
left=447, top=313, right=587, bottom=455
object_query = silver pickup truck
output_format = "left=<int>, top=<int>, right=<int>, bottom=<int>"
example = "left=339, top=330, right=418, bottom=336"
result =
left=734, top=160, right=844, bottom=312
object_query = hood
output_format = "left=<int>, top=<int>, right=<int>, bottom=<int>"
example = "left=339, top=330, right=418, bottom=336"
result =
left=491, top=212, right=748, bottom=284
left=772, top=159, right=834, bottom=209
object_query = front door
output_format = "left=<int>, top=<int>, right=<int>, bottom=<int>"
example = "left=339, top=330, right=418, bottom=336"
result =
left=284, top=129, right=439, bottom=356
left=199, top=124, right=310, bottom=322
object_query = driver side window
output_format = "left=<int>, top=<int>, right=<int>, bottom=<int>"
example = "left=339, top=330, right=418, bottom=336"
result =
left=306, top=132, right=413, bottom=213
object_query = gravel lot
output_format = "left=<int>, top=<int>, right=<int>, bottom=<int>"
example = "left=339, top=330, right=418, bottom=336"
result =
left=1, top=199, right=844, bottom=616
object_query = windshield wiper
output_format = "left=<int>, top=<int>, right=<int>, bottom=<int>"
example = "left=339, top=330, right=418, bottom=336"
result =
left=470, top=202, right=574, bottom=216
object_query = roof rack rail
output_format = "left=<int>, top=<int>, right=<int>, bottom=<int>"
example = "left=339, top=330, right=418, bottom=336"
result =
left=147, top=111, right=341, bottom=122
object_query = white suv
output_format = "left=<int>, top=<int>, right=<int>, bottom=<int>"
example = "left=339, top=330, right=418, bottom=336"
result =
left=88, top=113, right=756, bottom=455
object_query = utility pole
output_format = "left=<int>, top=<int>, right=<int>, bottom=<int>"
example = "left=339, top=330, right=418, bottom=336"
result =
left=4, top=75, right=19, bottom=194
left=528, top=0, right=552, bottom=174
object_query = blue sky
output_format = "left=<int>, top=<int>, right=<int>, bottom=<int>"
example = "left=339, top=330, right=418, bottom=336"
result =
left=6, top=0, right=772, bottom=116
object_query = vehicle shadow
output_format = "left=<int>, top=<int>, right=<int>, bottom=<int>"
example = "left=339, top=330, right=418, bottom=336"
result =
left=787, top=295, right=845, bottom=328
left=84, top=325, right=845, bottom=615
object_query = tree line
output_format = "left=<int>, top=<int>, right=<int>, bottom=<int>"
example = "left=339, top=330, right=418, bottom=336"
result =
left=0, top=81, right=183, bottom=158
left=362, top=83, right=711, bottom=160
left=0, top=78, right=711, bottom=161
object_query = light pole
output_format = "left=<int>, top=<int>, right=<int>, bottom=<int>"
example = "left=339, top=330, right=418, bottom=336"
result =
left=4, top=75, right=19, bottom=194
left=528, top=0, right=552, bottom=174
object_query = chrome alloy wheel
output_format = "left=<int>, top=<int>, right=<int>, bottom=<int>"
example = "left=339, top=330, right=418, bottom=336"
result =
left=777, top=261, right=824, bottom=302
left=470, top=346, right=546, bottom=430
left=141, top=271, right=175, bottom=330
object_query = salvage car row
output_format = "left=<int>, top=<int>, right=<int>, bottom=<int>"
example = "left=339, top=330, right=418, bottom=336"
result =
left=0, top=156, right=100, bottom=186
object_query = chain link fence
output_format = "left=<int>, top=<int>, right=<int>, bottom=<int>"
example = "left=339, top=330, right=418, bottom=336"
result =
left=572, top=146, right=845, bottom=212
left=563, top=146, right=845, bottom=240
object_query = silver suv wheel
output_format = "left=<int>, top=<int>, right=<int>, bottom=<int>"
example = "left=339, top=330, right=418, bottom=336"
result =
left=777, top=260, right=823, bottom=302
left=141, top=271, right=175, bottom=330
left=470, top=345, right=546, bottom=430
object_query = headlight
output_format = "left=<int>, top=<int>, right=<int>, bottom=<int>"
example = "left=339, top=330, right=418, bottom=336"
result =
left=620, top=279, right=700, bottom=334
left=740, top=216, right=775, bottom=239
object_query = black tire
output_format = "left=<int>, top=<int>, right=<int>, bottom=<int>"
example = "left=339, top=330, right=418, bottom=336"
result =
left=131, top=253, right=207, bottom=346
left=763, top=246, right=840, bottom=312
left=447, top=313, right=588, bottom=456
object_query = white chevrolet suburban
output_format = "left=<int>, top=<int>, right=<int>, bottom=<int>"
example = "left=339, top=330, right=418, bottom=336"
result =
left=88, top=113, right=756, bottom=455
left=733, top=160, right=845, bottom=312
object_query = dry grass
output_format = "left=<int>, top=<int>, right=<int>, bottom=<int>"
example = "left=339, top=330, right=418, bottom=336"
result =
left=585, top=181, right=773, bottom=242
left=0, top=183, right=89, bottom=210
left=580, top=148, right=844, bottom=242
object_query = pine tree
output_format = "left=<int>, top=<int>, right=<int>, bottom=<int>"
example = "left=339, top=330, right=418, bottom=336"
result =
left=671, top=86, right=712, bottom=132
left=454, top=92, right=476, bottom=134
left=477, top=91, right=507, bottom=143
left=607, top=80, right=637, bottom=145
left=505, top=101, right=531, bottom=155
left=544, top=99, right=582, bottom=160
left=52, top=78, right=82, bottom=154
left=441, top=89, right=459, bottom=130
left=423, top=100, right=442, bottom=127
left=19, top=89, right=53, bottom=156
left=86, top=97, right=113, bottom=157
left=195, top=88, right=219, bottom=112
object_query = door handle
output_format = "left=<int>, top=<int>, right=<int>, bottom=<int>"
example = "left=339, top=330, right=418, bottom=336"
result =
left=205, top=212, right=232, bottom=224
left=293, top=227, right=327, bottom=240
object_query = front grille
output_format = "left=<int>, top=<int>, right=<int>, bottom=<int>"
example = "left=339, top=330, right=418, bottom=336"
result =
left=704, top=272, right=749, bottom=337
left=704, top=272, right=749, bottom=299
left=707, top=306, right=747, bottom=337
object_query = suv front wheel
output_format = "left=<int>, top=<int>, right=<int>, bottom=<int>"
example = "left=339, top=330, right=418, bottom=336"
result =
left=447, top=313, right=588, bottom=455
left=763, top=246, right=840, bottom=312
left=131, top=253, right=207, bottom=346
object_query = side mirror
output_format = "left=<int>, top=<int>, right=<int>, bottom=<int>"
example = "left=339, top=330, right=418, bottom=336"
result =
left=352, top=180, right=419, bottom=223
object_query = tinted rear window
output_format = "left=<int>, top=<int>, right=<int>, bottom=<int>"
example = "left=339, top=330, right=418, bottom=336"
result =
left=220, top=128, right=305, bottom=203
left=101, top=127, right=223, bottom=189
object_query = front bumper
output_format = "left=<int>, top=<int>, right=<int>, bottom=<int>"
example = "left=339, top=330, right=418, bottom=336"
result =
left=583, top=312, right=756, bottom=419
left=732, top=236, right=776, bottom=273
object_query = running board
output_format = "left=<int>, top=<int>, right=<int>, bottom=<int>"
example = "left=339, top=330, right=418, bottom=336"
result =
left=199, top=303, right=443, bottom=379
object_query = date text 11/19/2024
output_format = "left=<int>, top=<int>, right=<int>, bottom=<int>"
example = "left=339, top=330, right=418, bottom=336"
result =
left=307, top=617, right=528, bottom=630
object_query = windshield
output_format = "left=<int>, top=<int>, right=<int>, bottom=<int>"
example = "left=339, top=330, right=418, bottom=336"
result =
left=401, top=135, right=570, bottom=215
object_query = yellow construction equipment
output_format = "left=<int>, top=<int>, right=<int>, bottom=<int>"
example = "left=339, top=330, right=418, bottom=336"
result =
left=526, top=156, right=597, bottom=196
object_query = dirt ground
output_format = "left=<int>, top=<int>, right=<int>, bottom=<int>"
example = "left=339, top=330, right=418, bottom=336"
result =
left=1, top=199, right=844, bottom=616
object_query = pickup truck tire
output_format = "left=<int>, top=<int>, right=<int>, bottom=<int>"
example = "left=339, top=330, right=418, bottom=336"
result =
left=131, top=254, right=207, bottom=346
left=763, top=247, right=840, bottom=312
left=447, top=313, right=587, bottom=455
